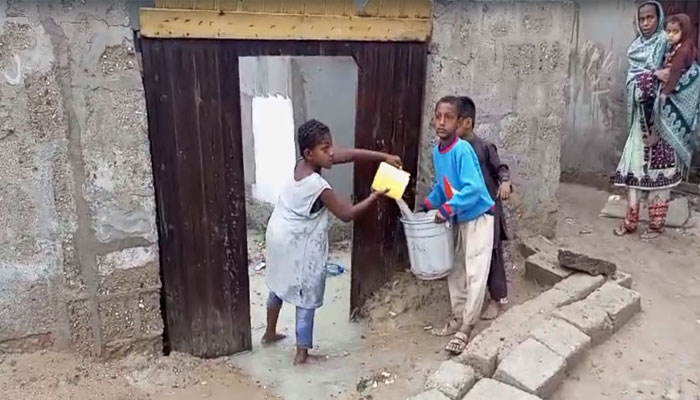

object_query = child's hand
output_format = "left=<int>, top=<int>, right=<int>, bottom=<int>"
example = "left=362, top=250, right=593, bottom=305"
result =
left=497, top=181, right=512, bottom=200
left=434, top=211, right=447, bottom=224
left=370, top=188, right=390, bottom=200
left=384, top=155, right=403, bottom=169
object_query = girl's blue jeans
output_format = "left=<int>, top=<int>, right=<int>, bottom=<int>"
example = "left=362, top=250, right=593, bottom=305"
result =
left=267, top=292, right=315, bottom=349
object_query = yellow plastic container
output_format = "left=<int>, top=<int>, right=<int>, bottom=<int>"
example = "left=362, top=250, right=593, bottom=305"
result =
left=371, top=162, right=410, bottom=200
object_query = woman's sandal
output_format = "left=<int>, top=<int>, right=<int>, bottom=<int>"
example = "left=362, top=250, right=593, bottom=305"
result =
left=430, top=319, right=460, bottom=337
left=445, top=331, right=470, bottom=354
left=640, top=228, right=663, bottom=240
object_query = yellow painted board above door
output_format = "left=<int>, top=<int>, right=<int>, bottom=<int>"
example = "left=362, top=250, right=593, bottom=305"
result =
left=139, top=8, right=431, bottom=41
left=152, top=0, right=432, bottom=18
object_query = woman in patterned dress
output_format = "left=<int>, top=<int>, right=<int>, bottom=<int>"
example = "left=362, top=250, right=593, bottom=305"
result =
left=613, top=1, right=700, bottom=239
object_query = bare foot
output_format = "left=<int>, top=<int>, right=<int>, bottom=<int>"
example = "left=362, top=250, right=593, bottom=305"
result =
left=293, top=351, right=328, bottom=365
left=261, top=332, right=287, bottom=345
left=480, top=300, right=499, bottom=321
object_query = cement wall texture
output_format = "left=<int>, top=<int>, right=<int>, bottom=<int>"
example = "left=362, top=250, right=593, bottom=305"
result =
left=562, top=0, right=638, bottom=187
left=0, top=1, right=161, bottom=357
left=419, top=0, right=575, bottom=238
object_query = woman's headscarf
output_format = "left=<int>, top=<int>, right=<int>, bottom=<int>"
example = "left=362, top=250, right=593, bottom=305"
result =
left=627, top=1, right=667, bottom=85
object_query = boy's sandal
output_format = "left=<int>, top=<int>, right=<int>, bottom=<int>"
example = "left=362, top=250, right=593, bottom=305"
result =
left=430, top=319, right=460, bottom=337
left=445, top=331, right=469, bottom=354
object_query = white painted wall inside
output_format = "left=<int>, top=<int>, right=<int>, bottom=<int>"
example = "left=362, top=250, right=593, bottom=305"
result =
left=251, top=95, right=297, bottom=205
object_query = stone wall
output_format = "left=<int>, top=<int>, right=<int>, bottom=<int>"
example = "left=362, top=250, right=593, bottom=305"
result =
left=419, top=0, right=575, bottom=238
left=0, top=1, right=161, bottom=357
left=561, top=0, right=637, bottom=187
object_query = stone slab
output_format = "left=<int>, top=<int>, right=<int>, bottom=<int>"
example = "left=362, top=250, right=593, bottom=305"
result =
left=458, top=274, right=601, bottom=377
left=529, top=318, right=591, bottom=365
left=463, top=379, right=543, bottom=400
left=550, top=273, right=606, bottom=306
left=600, top=195, right=690, bottom=227
left=558, top=250, right=617, bottom=276
left=493, top=338, right=567, bottom=398
left=610, top=270, right=633, bottom=289
left=554, top=300, right=613, bottom=345
left=519, top=235, right=559, bottom=258
left=406, top=389, right=451, bottom=400
left=586, top=282, right=642, bottom=332
left=425, top=360, right=477, bottom=400
left=525, top=252, right=573, bottom=286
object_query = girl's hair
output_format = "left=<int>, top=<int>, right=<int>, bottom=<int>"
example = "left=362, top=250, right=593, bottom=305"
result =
left=298, top=119, right=331, bottom=154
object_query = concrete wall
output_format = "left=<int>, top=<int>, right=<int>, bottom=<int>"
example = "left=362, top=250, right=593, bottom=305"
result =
left=419, top=0, right=576, bottom=238
left=239, top=56, right=357, bottom=241
left=0, top=1, right=161, bottom=357
left=562, top=0, right=638, bottom=187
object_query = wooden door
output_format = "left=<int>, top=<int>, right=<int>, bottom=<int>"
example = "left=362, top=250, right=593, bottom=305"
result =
left=141, top=39, right=251, bottom=357
left=350, top=43, right=427, bottom=314
left=661, top=0, right=700, bottom=47
left=140, top=37, right=427, bottom=357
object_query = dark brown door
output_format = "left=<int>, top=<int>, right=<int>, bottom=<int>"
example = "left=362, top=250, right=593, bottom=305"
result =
left=141, top=40, right=251, bottom=358
left=141, top=38, right=427, bottom=357
left=661, top=0, right=700, bottom=47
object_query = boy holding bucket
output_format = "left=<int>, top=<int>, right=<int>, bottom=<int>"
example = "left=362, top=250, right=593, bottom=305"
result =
left=423, top=96, right=495, bottom=354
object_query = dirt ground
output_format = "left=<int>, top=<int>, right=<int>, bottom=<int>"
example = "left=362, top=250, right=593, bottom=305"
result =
left=4, top=183, right=697, bottom=400
left=552, top=184, right=700, bottom=400
left=0, top=350, right=273, bottom=400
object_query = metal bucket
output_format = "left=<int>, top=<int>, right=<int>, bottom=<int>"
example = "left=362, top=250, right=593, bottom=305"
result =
left=401, top=211, right=454, bottom=280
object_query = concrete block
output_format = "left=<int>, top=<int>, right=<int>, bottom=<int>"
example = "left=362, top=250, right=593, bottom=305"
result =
left=98, top=296, right=139, bottom=342
left=425, top=360, right=477, bottom=400
left=459, top=338, right=498, bottom=378
left=67, top=299, right=97, bottom=357
left=493, top=338, right=566, bottom=398
left=458, top=284, right=577, bottom=377
left=525, top=252, right=573, bottom=285
left=98, top=263, right=161, bottom=296
left=519, top=235, right=558, bottom=258
left=554, top=301, right=613, bottom=345
left=138, top=290, right=164, bottom=337
left=529, top=318, right=591, bottom=365
left=610, top=270, right=633, bottom=289
left=558, top=250, right=617, bottom=276
left=103, top=335, right=162, bottom=359
left=463, top=379, right=543, bottom=400
left=600, top=195, right=690, bottom=227
left=97, top=245, right=158, bottom=276
left=551, top=273, right=606, bottom=306
left=405, top=389, right=451, bottom=400
left=586, top=282, right=642, bottom=332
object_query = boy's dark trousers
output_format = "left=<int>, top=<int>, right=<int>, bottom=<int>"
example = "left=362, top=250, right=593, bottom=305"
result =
left=487, top=241, right=507, bottom=301
left=487, top=199, right=508, bottom=301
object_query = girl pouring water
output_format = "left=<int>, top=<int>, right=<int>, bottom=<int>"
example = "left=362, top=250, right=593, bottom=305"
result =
left=262, top=119, right=401, bottom=365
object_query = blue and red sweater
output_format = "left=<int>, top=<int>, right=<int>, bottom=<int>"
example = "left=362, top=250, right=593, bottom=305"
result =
left=424, top=137, right=494, bottom=223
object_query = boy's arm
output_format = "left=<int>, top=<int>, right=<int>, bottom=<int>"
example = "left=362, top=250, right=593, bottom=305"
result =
left=332, top=148, right=402, bottom=168
left=487, top=142, right=511, bottom=184
left=488, top=142, right=512, bottom=200
left=424, top=184, right=446, bottom=211
left=438, top=149, right=484, bottom=219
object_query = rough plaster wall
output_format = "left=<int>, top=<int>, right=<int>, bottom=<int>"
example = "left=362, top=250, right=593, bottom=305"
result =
left=419, top=0, right=575, bottom=238
left=0, top=1, right=161, bottom=357
left=562, top=0, right=637, bottom=187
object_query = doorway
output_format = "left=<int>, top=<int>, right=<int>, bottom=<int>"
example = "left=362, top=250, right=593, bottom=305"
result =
left=239, top=54, right=359, bottom=361
left=140, top=39, right=427, bottom=358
